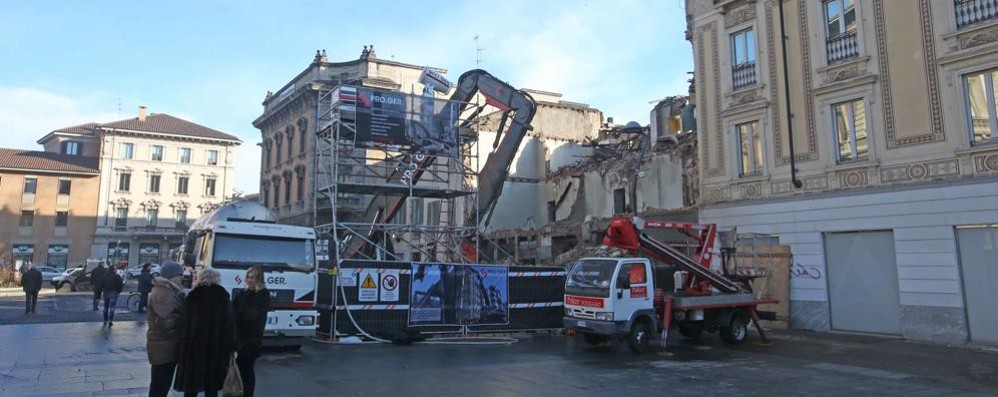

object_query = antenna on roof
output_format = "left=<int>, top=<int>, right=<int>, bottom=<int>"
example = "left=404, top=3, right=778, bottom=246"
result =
left=474, top=34, right=484, bottom=68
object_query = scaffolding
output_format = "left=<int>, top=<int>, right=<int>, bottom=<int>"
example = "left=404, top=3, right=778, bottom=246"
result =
left=312, top=84, right=507, bottom=265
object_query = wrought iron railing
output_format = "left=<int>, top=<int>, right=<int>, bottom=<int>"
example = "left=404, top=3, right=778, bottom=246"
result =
left=732, top=61, right=757, bottom=90
left=956, top=0, right=998, bottom=28
left=826, top=31, right=859, bottom=64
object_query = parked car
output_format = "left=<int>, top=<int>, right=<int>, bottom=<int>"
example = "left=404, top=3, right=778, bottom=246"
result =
left=125, top=263, right=161, bottom=279
left=51, top=267, right=83, bottom=290
left=33, top=266, right=63, bottom=283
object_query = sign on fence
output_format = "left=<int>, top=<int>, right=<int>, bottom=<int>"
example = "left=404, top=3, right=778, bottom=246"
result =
left=409, top=263, right=508, bottom=326
left=358, top=269, right=379, bottom=302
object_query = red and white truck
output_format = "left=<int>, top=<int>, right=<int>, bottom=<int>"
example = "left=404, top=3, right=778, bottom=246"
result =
left=564, top=217, right=777, bottom=353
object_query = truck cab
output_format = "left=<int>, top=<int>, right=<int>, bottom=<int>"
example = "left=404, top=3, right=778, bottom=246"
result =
left=564, top=257, right=658, bottom=352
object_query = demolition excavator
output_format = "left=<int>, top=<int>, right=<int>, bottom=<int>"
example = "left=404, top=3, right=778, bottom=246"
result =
left=342, top=69, right=537, bottom=261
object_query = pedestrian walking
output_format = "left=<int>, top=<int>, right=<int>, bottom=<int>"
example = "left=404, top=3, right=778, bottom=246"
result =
left=90, top=263, right=107, bottom=311
left=146, top=261, right=186, bottom=397
left=174, top=268, right=237, bottom=397
left=233, top=266, right=270, bottom=397
left=21, top=262, right=42, bottom=314
left=137, top=263, right=154, bottom=313
left=100, top=267, right=124, bottom=326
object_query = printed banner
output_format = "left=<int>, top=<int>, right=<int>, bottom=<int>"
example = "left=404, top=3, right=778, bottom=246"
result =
left=409, top=263, right=508, bottom=326
left=351, top=87, right=460, bottom=158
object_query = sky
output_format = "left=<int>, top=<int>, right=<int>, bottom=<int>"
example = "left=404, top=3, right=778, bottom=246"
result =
left=0, top=1, right=693, bottom=195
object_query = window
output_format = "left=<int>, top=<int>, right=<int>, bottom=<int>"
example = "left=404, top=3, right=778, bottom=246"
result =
left=731, top=28, right=755, bottom=66
left=737, top=120, right=764, bottom=176
left=47, top=245, right=69, bottom=269
left=118, top=173, right=131, bottom=192
left=824, top=0, right=859, bottom=63
left=205, top=178, right=217, bottom=197
left=296, top=169, right=305, bottom=202
left=58, top=179, right=71, bottom=195
left=151, top=145, right=164, bottom=161
left=207, top=150, right=219, bottom=166
left=264, top=142, right=272, bottom=169
left=175, top=209, right=187, bottom=228
left=965, top=69, right=998, bottom=146
left=145, top=208, right=158, bottom=227
left=180, top=148, right=192, bottom=164
left=286, top=126, right=295, bottom=158
left=149, top=175, right=161, bottom=193
left=273, top=181, right=281, bottom=207
left=20, top=210, right=33, bottom=227
left=299, top=121, right=307, bottom=153
left=832, top=99, right=868, bottom=162
left=548, top=201, right=557, bottom=222
left=55, top=211, right=68, bottom=227
left=731, top=28, right=757, bottom=89
left=119, top=143, right=134, bottom=159
left=412, top=198, right=424, bottom=225
left=284, top=177, right=291, bottom=204
left=177, top=176, right=189, bottom=194
left=613, top=188, right=627, bottom=214
left=427, top=200, right=441, bottom=226
left=824, top=0, right=856, bottom=38
left=625, top=263, right=647, bottom=284
left=61, top=141, right=81, bottom=155
left=276, top=139, right=283, bottom=163
left=115, top=207, right=128, bottom=227
left=23, top=177, right=37, bottom=194
left=262, top=185, right=270, bottom=208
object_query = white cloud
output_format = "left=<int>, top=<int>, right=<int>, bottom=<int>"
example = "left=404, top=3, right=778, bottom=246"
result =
left=0, top=86, right=119, bottom=149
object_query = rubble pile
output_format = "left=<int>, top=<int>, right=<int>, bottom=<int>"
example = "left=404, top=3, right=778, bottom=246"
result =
left=553, top=244, right=629, bottom=267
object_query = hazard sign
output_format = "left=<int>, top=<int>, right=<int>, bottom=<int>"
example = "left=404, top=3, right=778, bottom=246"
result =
left=380, top=270, right=400, bottom=302
left=358, top=269, right=378, bottom=302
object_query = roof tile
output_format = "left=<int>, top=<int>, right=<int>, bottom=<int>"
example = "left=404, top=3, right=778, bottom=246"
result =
left=0, top=148, right=99, bottom=174
left=100, top=114, right=241, bottom=142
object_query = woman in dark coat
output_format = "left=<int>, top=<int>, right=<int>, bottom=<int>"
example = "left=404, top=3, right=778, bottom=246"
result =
left=233, top=266, right=271, bottom=397
left=174, top=268, right=237, bottom=397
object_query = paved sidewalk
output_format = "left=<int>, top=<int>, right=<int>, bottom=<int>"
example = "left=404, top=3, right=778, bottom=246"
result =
left=1, top=321, right=996, bottom=396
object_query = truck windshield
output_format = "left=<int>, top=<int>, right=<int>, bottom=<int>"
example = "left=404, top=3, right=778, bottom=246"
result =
left=212, top=234, right=314, bottom=273
left=565, top=259, right=617, bottom=298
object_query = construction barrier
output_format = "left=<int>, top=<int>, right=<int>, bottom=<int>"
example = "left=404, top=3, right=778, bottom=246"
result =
left=316, top=260, right=565, bottom=338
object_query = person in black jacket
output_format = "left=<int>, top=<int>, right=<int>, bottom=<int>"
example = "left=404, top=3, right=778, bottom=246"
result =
left=233, top=266, right=270, bottom=397
left=174, top=268, right=237, bottom=397
left=136, top=263, right=154, bottom=313
left=90, top=263, right=106, bottom=311
left=21, top=263, right=42, bottom=314
left=100, top=268, right=124, bottom=326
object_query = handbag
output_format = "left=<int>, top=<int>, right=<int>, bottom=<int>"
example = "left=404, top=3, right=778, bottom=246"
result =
left=222, top=356, right=243, bottom=397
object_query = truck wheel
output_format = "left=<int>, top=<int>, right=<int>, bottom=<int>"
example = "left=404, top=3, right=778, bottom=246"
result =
left=627, top=321, right=650, bottom=353
left=582, top=332, right=605, bottom=346
left=678, top=324, right=704, bottom=339
left=721, top=312, right=749, bottom=345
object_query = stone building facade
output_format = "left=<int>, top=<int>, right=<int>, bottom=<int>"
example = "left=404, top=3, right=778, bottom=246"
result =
left=0, top=149, right=100, bottom=270
left=689, top=0, right=998, bottom=344
left=39, top=108, right=241, bottom=267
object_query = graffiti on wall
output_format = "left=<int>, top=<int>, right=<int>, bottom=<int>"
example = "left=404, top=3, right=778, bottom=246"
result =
left=790, top=263, right=822, bottom=280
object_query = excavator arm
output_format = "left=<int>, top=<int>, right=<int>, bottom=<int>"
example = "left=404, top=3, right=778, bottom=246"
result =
left=343, top=69, right=536, bottom=260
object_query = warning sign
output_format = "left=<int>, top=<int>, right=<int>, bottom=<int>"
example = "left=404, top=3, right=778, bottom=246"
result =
left=358, top=269, right=378, bottom=302
left=380, top=270, right=400, bottom=302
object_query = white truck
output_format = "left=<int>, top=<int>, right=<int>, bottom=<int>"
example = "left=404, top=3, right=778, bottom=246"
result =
left=182, top=200, right=319, bottom=342
left=563, top=217, right=776, bottom=353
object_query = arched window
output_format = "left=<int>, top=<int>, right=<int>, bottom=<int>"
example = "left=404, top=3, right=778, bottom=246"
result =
left=286, top=126, right=295, bottom=159
left=295, top=166, right=306, bottom=202
left=298, top=118, right=308, bottom=153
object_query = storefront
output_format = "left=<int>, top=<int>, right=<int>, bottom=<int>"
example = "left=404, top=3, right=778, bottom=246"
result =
left=12, top=245, right=33, bottom=270
left=138, top=243, right=160, bottom=265
left=46, top=245, right=69, bottom=270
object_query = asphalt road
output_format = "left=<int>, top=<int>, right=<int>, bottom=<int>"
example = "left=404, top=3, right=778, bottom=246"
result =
left=0, top=283, right=145, bottom=325
left=0, top=319, right=996, bottom=396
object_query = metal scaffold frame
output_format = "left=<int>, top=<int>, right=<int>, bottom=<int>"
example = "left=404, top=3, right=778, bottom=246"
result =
left=312, top=84, right=514, bottom=267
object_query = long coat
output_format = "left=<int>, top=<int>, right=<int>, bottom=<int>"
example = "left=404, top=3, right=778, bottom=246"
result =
left=233, top=288, right=271, bottom=360
left=173, top=284, right=237, bottom=393
left=21, top=268, right=42, bottom=292
left=146, top=277, right=185, bottom=365
left=137, top=270, right=154, bottom=294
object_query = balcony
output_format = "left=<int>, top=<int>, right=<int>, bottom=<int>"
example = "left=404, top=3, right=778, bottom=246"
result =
left=732, top=61, right=757, bottom=91
left=826, top=31, right=859, bottom=64
left=97, top=225, right=187, bottom=237
left=956, top=0, right=998, bottom=29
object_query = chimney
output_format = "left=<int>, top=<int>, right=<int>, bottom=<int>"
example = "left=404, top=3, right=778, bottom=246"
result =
left=138, top=106, right=147, bottom=122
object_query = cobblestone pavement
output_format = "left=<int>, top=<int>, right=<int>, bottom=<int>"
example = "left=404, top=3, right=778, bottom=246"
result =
left=1, top=321, right=996, bottom=396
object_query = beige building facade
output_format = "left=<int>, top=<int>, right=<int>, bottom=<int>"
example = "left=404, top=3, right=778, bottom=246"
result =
left=689, top=0, right=998, bottom=344
left=254, top=47, right=448, bottom=227
left=39, top=109, right=241, bottom=267
left=0, top=149, right=100, bottom=270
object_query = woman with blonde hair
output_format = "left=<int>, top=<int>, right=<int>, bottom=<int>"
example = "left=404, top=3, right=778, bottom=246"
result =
left=174, top=268, right=237, bottom=397
left=233, top=266, right=270, bottom=397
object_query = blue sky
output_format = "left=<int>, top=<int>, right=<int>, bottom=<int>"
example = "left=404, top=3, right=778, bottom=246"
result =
left=0, top=1, right=692, bottom=194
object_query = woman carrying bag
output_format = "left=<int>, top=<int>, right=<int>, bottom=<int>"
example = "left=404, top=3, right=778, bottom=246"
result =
left=232, top=266, right=271, bottom=397
left=174, top=268, right=238, bottom=397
